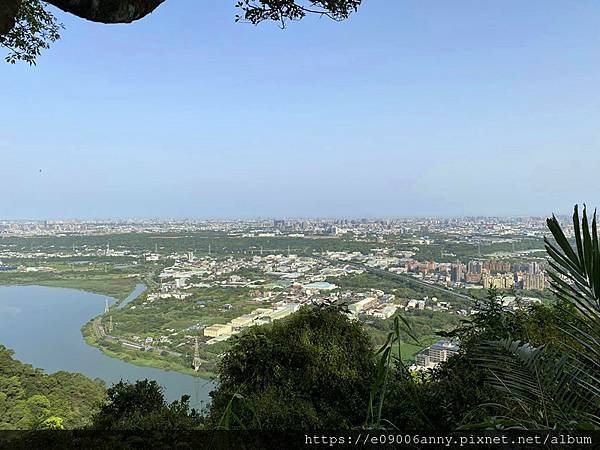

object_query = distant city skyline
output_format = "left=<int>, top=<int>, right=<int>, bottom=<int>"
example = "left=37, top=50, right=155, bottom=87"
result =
left=0, top=214, right=571, bottom=222
left=2, top=0, right=599, bottom=219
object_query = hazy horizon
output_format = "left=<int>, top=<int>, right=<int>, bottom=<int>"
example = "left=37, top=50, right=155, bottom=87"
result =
left=0, top=212, right=575, bottom=222
left=2, top=0, right=599, bottom=219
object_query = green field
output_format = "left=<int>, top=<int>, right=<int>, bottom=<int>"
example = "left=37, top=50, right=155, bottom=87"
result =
left=0, top=270, right=141, bottom=300
left=0, top=232, right=379, bottom=256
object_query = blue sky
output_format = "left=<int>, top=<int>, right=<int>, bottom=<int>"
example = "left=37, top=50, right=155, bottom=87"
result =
left=1, top=0, right=599, bottom=219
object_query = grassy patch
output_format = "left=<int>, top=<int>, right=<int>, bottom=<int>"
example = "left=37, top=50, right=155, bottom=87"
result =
left=0, top=271, right=140, bottom=300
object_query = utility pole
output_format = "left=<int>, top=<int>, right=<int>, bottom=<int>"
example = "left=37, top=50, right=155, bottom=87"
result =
left=193, top=336, right=201, bottom=371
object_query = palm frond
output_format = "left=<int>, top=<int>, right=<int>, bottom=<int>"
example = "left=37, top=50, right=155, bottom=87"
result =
left=474, top=338, right=599, bottom=428
left=545, top=205, right=600, bottom=316
left=473, top=205, right=600, bottom=429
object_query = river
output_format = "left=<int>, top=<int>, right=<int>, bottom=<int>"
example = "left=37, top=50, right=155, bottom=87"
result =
left=118, top=283, right=147, bottom=309
left=0, top=285, right=214, bottom=409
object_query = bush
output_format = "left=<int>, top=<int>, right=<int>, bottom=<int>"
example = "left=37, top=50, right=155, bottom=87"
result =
left=206, top=306, right=376, bottom=429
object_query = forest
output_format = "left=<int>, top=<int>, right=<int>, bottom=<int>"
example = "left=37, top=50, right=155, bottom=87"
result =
left=0, top=346, right=105, bottom=429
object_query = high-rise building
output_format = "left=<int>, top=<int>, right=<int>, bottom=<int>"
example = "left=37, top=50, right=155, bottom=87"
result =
left=415, top=341, right=459, bottom=368
left=466, top=272, right=483, bottom=283
left=483, top=259, right=512, bottom=273
left=482, top=273, right=515, bottom=289
left=465, top=260, right=483, bottom=283
left=450, top=261, right=465, bottom=282
left=468, top=260, right=483, bottom=274
left=523, top=273, right=546, bottom=290
left=527, top=261, right=540, bottom=274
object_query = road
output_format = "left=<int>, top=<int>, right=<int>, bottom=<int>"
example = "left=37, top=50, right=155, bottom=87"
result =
left=327, top=258, right=472, bottom=301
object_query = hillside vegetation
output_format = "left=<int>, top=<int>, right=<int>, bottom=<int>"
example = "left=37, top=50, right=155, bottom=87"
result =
left=0, top=346, right=106, bottom=429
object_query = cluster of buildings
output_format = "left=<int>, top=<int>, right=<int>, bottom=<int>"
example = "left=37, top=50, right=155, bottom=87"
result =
left=418, top=259, right=547, bottom=291
left=480, top=272, right=546, bottom=290
left=462, top=260, right=546, bottom=290
left=200, top=289, right=404, bottom=346
left=0, top=216, right=562, bottom=374
left=324, top=249, right=548, bottom=292
left=203, top=303, right=300, bottom=344
left=346, top=291, right=398, bottom=319
left=402, top=296, right=470, bottom=315
left=148, top=251, right=357, bottom=303
left=413, top=340, right=460, bottom=370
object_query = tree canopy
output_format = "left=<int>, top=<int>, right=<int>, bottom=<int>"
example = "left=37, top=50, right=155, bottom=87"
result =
left=0, top=0, right=363, bottom=64
left=89, top=379, right=202, bottom=430
left=206, top=305, right=376, bottom=429
left=0, top=345, right=106, bottom=429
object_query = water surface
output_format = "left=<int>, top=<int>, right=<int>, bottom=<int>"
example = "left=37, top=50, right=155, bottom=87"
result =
left=0, top=285, right=214, bottom=408
left=118, top=283, right=147, bottom=309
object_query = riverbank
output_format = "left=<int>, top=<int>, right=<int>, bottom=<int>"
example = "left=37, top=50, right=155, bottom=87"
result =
left=0, top=285, right=215, bottom=405
left=0, top=270, right=219, bottom=378
left=81, top=321, right=216, bottom=379
left=77, top=282, right=218, bottom=379
left=0, top=271, right=142, bottom=300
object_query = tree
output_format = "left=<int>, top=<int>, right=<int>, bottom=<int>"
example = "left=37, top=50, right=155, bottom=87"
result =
left=89, top=379, right=202, bottom=430
left=24, top=394, right=52, bottom=429
left=0, top=345, right=106, bottom=430
left=40, top=416, right=65, bottom=430
left=375, top=205, right=600, bottom=431
left=0, top=0, right=61, bottom=64
left=1, top=0, right=363, bottom=64
left=206, top=305, right=376, bottom=429
left=374, top=289, right=596, bottom=431
left=470, top=205, right=600, bottom=429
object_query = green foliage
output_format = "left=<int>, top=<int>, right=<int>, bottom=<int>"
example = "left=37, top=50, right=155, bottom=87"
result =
left=2, top=0, right=363, bottom=64
left=545, top=205, right=600, bottom=320
left=466, top=205, right=600, bottom=429
left=206, top=306, right=376, bottom=429
left=413, top=234, right=544, bottom=263
left=0, top=0, right=61, bottom=64
left=235, top=0, right=361, bottom=26
left=0, top=267, right=142, bottom=300
left=89, top=379, right=201, bottom=430
left=383, top=351, right=489, bottom=431
left=0, top=345, right=105, bottom=429
left=473, top=338, right=596, bottom=429
left=372, top=287, right=590, bottom=431
left=367, top=314, right=420, bottom=429
left=0, top=232, right=376, bottom=256
left=40, top=415, right=64, bottom=429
